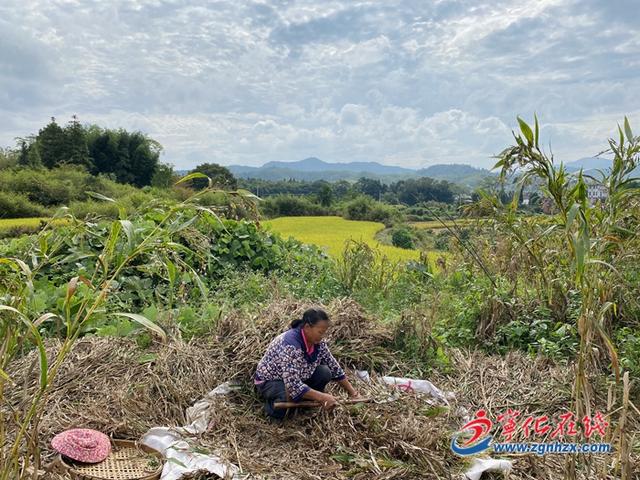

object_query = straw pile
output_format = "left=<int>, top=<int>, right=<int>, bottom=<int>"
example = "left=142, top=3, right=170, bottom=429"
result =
left=4, top=298, right=638, bottom=479
left=210, top=298, right=398, bottom=380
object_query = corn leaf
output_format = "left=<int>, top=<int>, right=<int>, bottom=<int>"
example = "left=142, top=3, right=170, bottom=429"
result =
left=114, top=313, right=167, bottom=342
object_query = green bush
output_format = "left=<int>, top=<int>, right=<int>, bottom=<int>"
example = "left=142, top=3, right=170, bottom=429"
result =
left=0, top=166, right=144, bottom=217
left=391, top=228, right=414, bottom=249
left=1, top=168, right=73, bottom=206
left=400, top=201, right=459, bottom=222
left=67, top=200, right=121, bottom=219
left=342, top=196, right=400, bottom=226
left=0, top=191, right=49, bottom=218
left=261, top=195, right=331, bottom=218
left=202, top=218, right=330, bottom=275
left=434, top=231, right=451, bottom=250
left=492, top=314, right=578, bottom=359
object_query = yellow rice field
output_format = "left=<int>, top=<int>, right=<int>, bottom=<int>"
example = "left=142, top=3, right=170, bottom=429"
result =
left=409, top=219, right=474, bottom=230
left=264, top=216, right=423, bottom=262
left=0, top=217, right=49, bottom=236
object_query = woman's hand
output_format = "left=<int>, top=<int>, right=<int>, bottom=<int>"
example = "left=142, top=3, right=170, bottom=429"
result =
left=320, top=393, right=338, bottom=411
left=338, top=378, right=361, bottom=399
left=348, top=390, right=362, bottom=400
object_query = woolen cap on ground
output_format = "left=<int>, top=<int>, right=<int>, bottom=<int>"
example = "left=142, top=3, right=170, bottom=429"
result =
left=51, top=428, right=111, bottom=463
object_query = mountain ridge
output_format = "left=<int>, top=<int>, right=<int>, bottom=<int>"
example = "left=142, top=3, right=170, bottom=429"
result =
left=233, top=157, right=415, bottom=175
left=564, top=157, right=611, bottom=172
left=227, top=158, right=492, bottom=187
left=179, top=156, right=638, bottom=188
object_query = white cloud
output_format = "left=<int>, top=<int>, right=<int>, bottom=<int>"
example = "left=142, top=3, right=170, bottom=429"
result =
left=0, top=0, right=638, bottom=169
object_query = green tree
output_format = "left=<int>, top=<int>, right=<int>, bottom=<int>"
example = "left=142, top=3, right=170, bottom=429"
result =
left=391, top=177, right=455, bottom=205
left=190, top=163, right=237, bottom=190
left=26, top=144, right=42, bottom=168
left=37, top=118, right=66, bottom=168
left=317, top=183, right=333, bottom=206
left=355, top=177, right=386, bottom=200
left=332, top=180, right=354, bottom=199
left=116, top=132, right=133, bottom=184
left=64, top=115, right=92, bottom=170
left=128, top=132, right=161, bottom=187
left=86, top=127, right=161, bottom=187
left=0, top=147, right=19, bottom=169
left=87, top=127, right=119, bottom=177
left=16, top=140, right=38, bottom=168
left=151, top=163, right=175, bottom=188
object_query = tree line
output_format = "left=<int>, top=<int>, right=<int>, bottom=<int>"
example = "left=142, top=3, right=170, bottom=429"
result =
left=239, top=176, right=457, bottom=205
left=5, top=117, right=458, bottom=205
left=14, top=117, right=162, bottom=187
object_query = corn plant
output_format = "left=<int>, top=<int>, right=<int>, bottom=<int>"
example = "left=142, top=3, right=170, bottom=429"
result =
left=494, top=116, right=639, bottom=476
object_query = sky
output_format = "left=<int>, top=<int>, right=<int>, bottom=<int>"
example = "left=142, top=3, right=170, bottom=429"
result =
left=1, top=0, right=638, bottom=170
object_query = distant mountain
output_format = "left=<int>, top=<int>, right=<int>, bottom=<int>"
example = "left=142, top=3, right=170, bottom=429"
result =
left=227, top=158, right=493, bottom=187
left=182, top=156, right=637, bottom=188
left=257, top=157, right=414, bottom=175
left=415, top=164, right=493, bottom=187
left=565, top=157, right=611, bottom=173
left=228, top=166, right=413, bottom=183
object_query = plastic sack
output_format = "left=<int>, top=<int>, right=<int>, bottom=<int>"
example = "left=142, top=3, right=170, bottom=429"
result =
left=141, top=382, right=241, bottom=479
left=465, top=458, right=513, bottom=480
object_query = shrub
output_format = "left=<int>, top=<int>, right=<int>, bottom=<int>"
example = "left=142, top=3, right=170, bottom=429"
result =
left=83, top=174, right=140, bottom=200
left=67, top=200, right=121, bottom=219
left=0, top=192, right=48, bottom=218
left=342, top=196, right=400, bottom=226
left=1, top=168, right=73, bottom=206
left=391, top=228, right=414, bottom=249
left=0, top=166, right=144, bottom=213
left=434, top=231, right=451, bottom=250
left=400, top=201, right=459, bottom=222
left=261, top=195, right=330, bottom=218
left=492, top=315, right=578, bottom=359
left=120, top=191, right=155, bottom=209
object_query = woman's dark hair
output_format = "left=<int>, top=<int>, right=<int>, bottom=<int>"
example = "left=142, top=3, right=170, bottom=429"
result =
left=290, top=308, right=329, bottom=329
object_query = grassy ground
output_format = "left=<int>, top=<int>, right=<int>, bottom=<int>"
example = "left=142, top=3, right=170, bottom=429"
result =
left=264, top=216, right=422, bottom=262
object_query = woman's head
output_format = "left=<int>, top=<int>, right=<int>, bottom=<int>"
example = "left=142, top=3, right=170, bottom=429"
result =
left=290, top=308, right=330, bottom=344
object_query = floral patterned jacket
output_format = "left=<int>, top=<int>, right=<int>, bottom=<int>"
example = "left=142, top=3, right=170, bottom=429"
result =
left=255, top=327, right=345, bottom=401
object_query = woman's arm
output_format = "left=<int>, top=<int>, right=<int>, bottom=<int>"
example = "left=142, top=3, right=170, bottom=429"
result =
left=279, top=347, right=312, bottom=402
left=302, top=388, right=338, bottom=410
left=317, top=342, right=346, bottom=380
left=317, top=343, right=361, bottom=398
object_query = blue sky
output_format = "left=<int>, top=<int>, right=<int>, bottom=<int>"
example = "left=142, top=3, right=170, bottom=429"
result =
left=1, top=0, right=638, bottom=169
